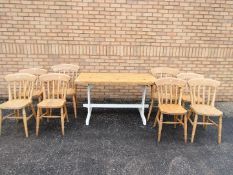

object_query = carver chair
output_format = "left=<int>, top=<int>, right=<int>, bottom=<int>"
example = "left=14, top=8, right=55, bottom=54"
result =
left=188, top=78, right=223, bottom=144
left=147, top=67, right=179, bottom=121
left=19, top=68, right=47, bottom=102
left=154, top=77, right=187, bottom=143
left=0, top=73, right=37, bottom=137
left=36, top=73, right=70, bottom=136
left=177, top=72, right=204, bottom=106
left=51, top=64, right=79, bottom=118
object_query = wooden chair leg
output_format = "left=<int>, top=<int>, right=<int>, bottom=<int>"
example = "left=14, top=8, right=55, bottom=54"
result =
left=174, top=115, right=178, bottom=128
left=64, top=105, right=69, bottom=122
left=46, top=108, right=51, bottom=122
left=203, top=115, right=207, bottom=129
left=30, top=104, right=37, bottom=119
left=147, top=98, right=154, bottom=121
left=22, top=108, right=28, bottom=138
left=0, top=109, right=2, bottom=135
left=72, top=94, right=77, bottom=118
left=38, top=95, right=42, bottom=102
left=157, top=113, right=163, bottom=142
left=191, top=114, right=198, bottom=143
left=187, top=110, right=192, bottom=121
left=184, top=114, right=187, bottom=143
left=153, top=110, right=160, bottom=127
left=218, top=115, right=222, bottom=144
left=36, top=108, right=40, bottom=136
left=61, top=107, right=65, bottom=136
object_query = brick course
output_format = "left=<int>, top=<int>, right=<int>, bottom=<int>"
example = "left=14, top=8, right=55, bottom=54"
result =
left=0, top=0, right=232, bottom=101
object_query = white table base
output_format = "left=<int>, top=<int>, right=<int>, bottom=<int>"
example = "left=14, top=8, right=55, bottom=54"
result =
left=83, top=85, right=148, bottom=125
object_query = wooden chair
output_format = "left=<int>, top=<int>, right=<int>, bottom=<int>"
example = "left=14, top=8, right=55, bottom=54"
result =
left=188, top=78, right=223, bottom=144
left=36, top=73, right=70, bottom=136
left=177, top=73, right=204, bottom=105
left=19, top=68, right=47, bottom=102
left=51, top=64, right=79, bottom=118
left=0, top=73, right=37, bottom=137
left=147, top=67, right=179, bottom=121
left=154, top=77, right=187, bottom=143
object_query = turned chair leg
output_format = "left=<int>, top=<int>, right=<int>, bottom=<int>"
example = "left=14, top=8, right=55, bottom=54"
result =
left=153, top=110, right=160, bottom=127
left=0, top=109, right=2, bottom=135
left=61, top=107, right=65, bottom=136
left=157, top=113, right=163, bottom=142
left=203, top=115, right=207, bottom=129
left=72, top=94, right=77, bottom=118
left=36, top=108, right=40, bottom=136
left=184, top=114, right=187, bottom=143
left=64, top=105, right=69, bottom=122
left=191, top=114, right=198, bottom=143
left=174, top=115, right=178, bottom=128
left=30, top=104, right=37, bottom=119
left=22, top=108, right=28, bottom=138
left=147, top=98, right=154, bottom=121
left=218, top=115, right=222, bottom=144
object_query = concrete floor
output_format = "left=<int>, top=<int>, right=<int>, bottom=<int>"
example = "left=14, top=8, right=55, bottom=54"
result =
left=0, top=102, right=232, bottom=175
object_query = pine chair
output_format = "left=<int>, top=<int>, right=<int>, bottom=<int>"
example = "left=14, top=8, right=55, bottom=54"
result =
left=51, top=64, right=79, bottom=119
left=147, top=67, right=179, bottom=121
left=36, top=73, right=70, bottom=136
left=188, top=78, right=223, bottom=144
left=154, top=77, right=187, bottom=143
left=0, top=73, right=37, bottom=137
left=19, top=68, right=47, bottom=102
left=177, top=73, right=204, bottom=105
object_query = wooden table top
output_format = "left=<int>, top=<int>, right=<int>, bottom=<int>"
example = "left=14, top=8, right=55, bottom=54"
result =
left=75, top=73, right=156, bottom=86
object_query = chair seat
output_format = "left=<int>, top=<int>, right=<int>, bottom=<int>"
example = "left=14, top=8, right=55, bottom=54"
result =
left=159, top=104, right=187, bottom=115
left=0, top=99, right=31, bottom=110
left=191, top=104, right=223, bottom=116
left=38, top=99, right=66, bottom=108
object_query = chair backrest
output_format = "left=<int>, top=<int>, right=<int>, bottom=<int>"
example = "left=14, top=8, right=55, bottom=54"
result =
left=51, top=64, right=79, bottom=89
left=39, top=73, right=70, bottom=100
left=19, top=68, right=48, bottom=91
left=151, top=67, right=179, bottom=79
left=5, top=73, right=37, bottom=100
left=188, top=78, right=220, bottom=106
left=177, top=72, right=204, bottom=94
left=155, top=77, right=186, bottom=105
left=177, top=72, right=204, bottom=81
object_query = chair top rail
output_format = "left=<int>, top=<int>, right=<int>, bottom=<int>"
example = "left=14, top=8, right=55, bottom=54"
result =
left=177, top=72, right=204, bottom=80
left=19, top=68, right=47, bottom=76
left=39, top=73, right=70, bottom=82
left=5, top=73, right=37, bottom=82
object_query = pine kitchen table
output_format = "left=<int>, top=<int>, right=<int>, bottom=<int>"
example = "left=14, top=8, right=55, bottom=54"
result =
left=75, top=73, right=155, bottom=125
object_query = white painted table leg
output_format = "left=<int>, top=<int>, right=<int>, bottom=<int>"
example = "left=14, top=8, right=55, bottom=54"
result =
left=85, top=85, right=93, bottom=125
left=138, top=86, right=147, bottom=125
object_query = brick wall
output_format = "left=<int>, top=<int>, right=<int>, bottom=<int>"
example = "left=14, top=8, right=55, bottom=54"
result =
left=0, top=0, right=233, bottom=101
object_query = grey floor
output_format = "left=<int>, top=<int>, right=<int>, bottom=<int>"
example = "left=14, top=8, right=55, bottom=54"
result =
left=0, top=102, right=232, bottom=175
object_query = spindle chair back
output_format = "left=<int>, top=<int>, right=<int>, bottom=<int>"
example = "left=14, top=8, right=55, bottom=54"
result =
left=151, top=67, right=179, bottom=79
left=5, top=73, right=36, bottom=101
left=51, top=64, right=79, bottom=89
left=40, top=73, right=70, bottom=100
left=188, top=78, right=220, bottom=106
left=19, top=68, right=47, bottom=101
left=177, top=72, right=204, bottom=104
